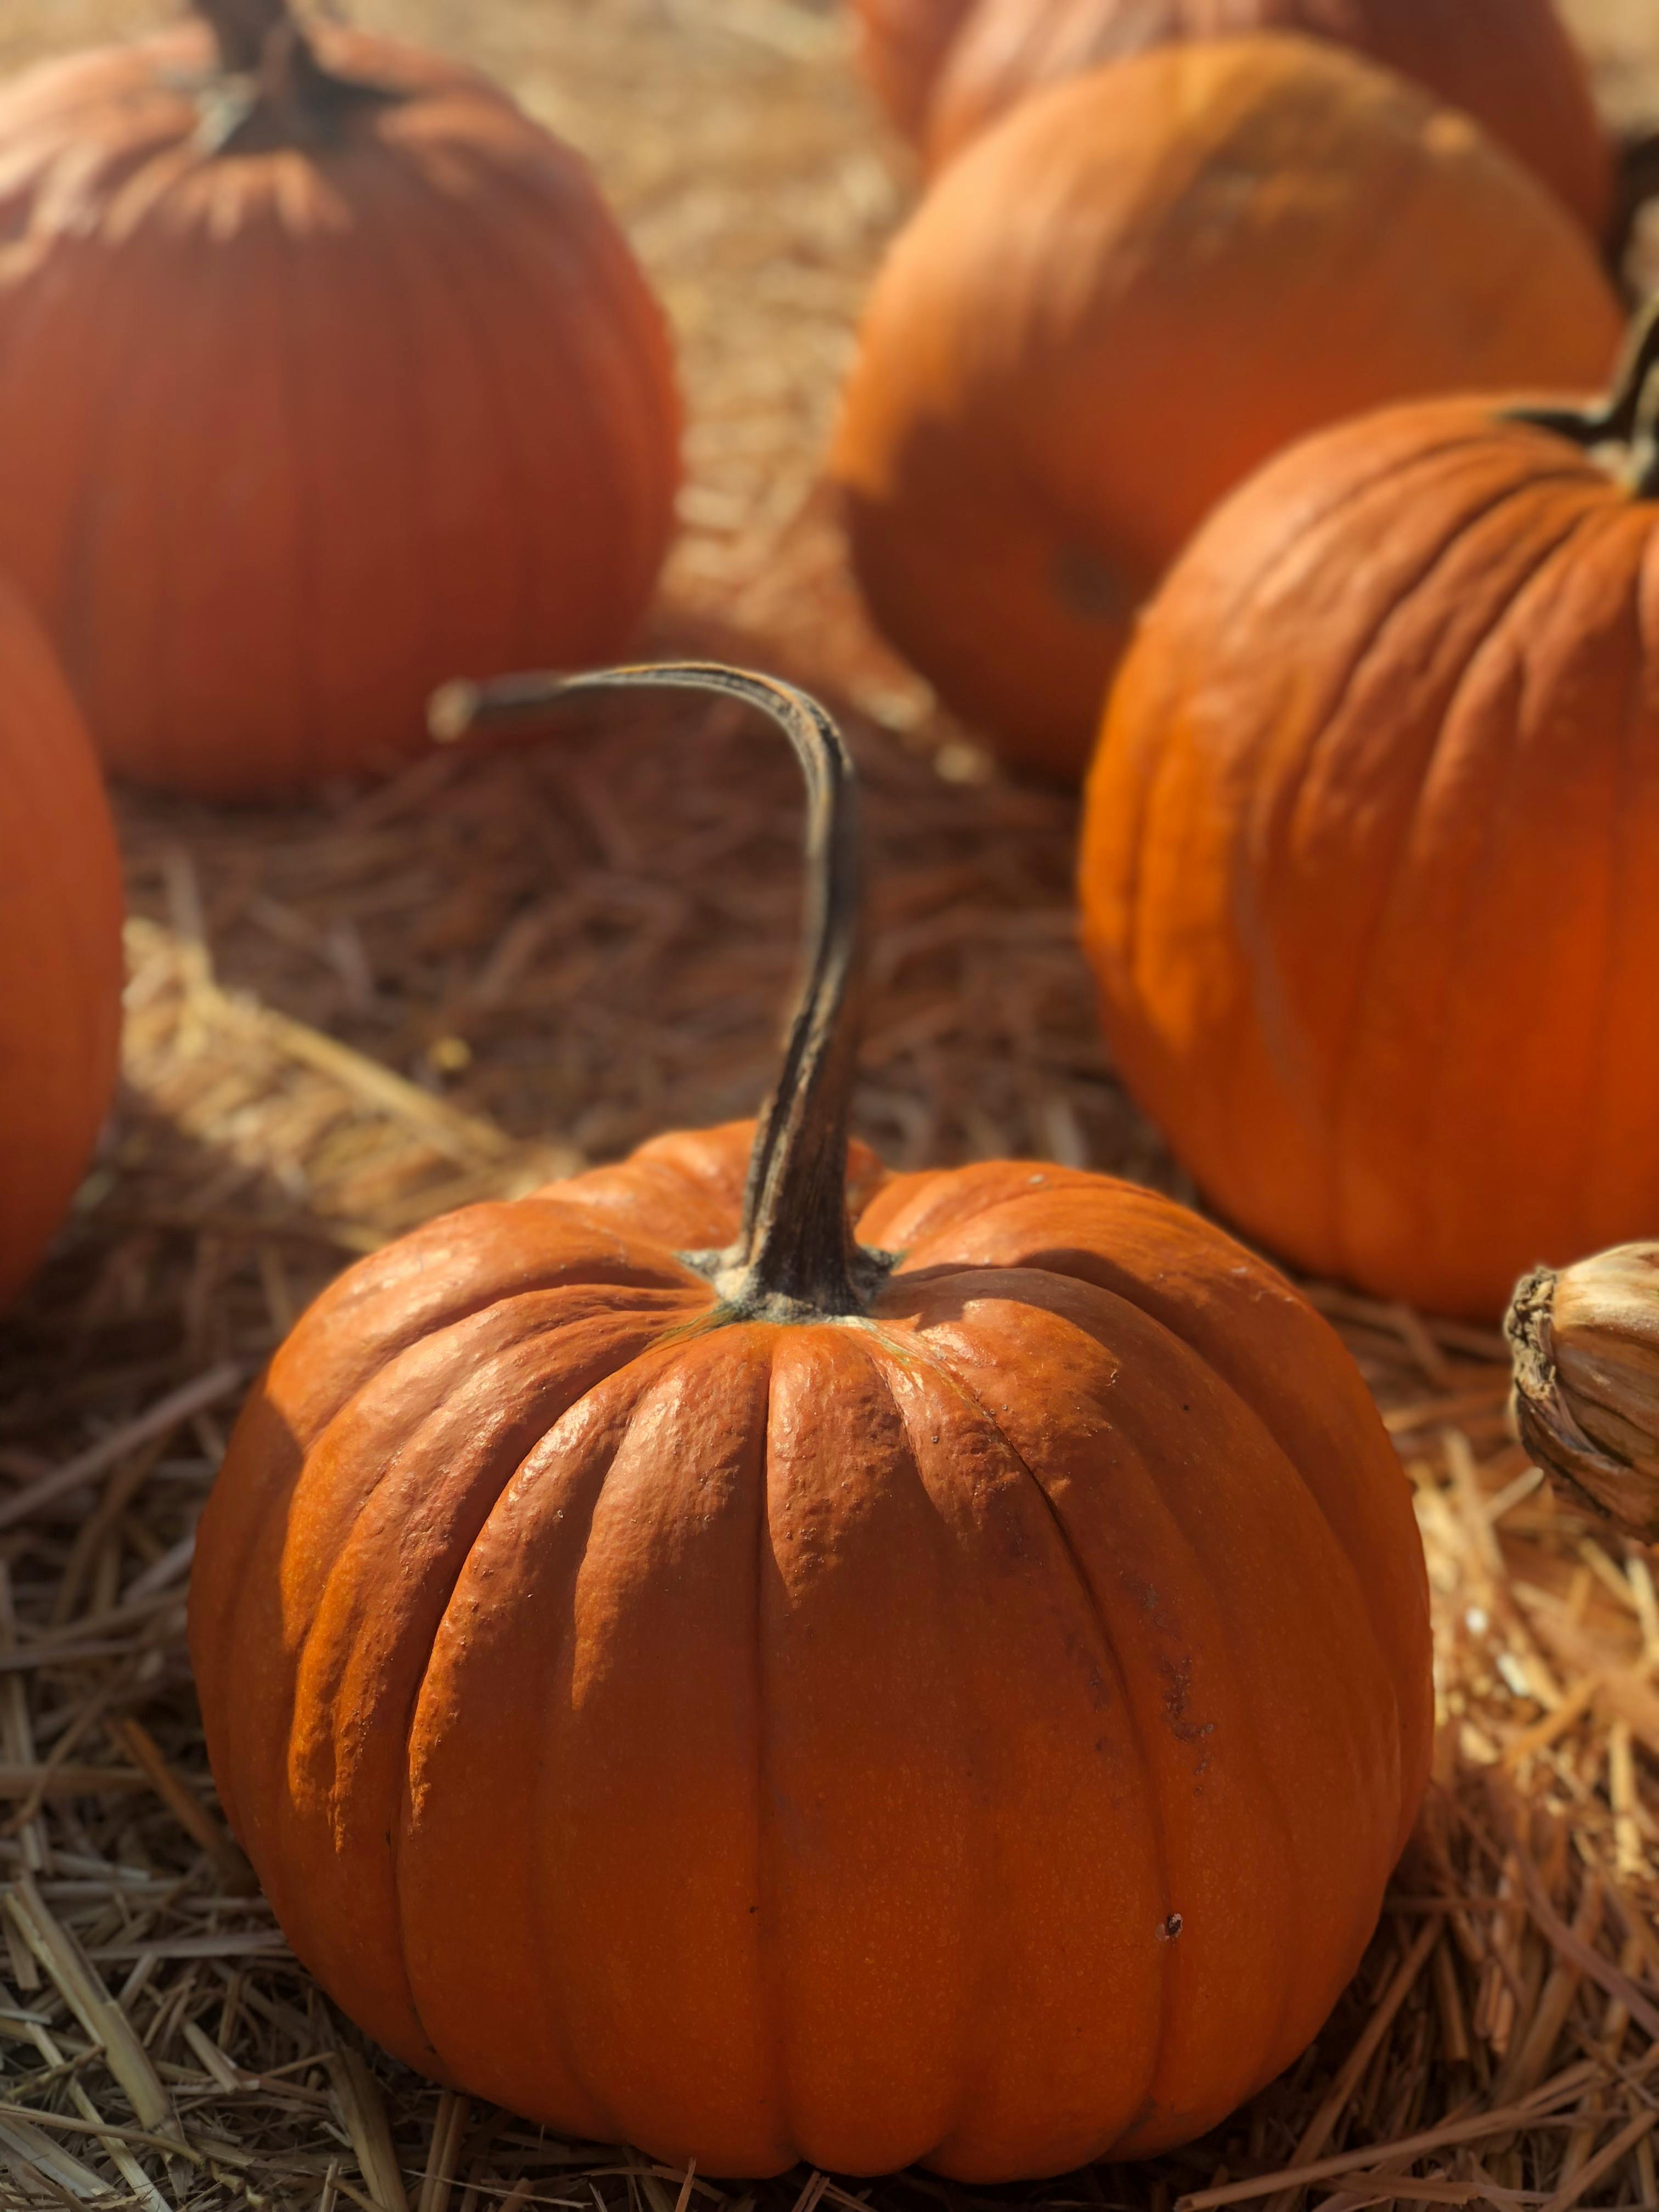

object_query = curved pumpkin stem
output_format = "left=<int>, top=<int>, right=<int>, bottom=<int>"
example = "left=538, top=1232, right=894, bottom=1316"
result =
left=1506, top=292, right=1659, bottom=490
left=431, top=663, right=879, bottom=1320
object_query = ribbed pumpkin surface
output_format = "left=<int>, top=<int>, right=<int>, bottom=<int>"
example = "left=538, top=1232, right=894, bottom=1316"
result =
left=0, top=580, right=122, bottom=1306
left=190, top=1117, right=1430, bottom=2179
left=0, top=23, right=680, bottom=796
left=832, top=37, right=1623, bottom=782
left=1081, top=396, right=1659, bottom=1320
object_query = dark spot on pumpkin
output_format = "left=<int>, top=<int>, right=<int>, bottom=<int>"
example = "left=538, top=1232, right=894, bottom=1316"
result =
left=1053, top=543, right=1132, bottom=625
left=1158, top=1912, right=1183, bottom=1942
left=1160, top=1654, right=1216, bottom=1744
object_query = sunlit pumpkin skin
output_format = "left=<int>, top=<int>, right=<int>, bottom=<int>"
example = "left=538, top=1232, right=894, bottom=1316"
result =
left=852, top=0, right=978, bottom=138
left=0, top=581, right=123, bottom=1306
left=1079, top=368, right=1659, bottom=1322
left=927, top=0, right=1612, bottom=236
left=190, top=1122, right=1430, bottom=2176
left=0, top=9, right=680, bottom=797
left=831, top=38, right=1623, bottom=785
left=189, top=667, right=1431, bottom=2180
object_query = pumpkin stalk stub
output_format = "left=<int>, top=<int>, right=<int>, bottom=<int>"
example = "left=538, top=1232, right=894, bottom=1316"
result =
left=431, top=662, right=884, bottom=1323
left=190, top=0, right=397, bottom=150
left=194, top=0, right=293, bottom=75
left=1508, top=291, right=1659, bottom=497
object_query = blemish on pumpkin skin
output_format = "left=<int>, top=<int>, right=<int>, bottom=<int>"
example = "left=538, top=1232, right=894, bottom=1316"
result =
left=1052, top=543, right=1132, bottom=626
left=1159, top=1654, right=1216, bottom=1747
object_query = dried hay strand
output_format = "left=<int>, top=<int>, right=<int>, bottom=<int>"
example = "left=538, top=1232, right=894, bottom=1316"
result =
left=1, top=0, right=1658, bottom=2207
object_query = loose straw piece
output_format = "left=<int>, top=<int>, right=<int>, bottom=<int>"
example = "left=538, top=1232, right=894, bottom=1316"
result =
left=0, top=1365, right=244, bottom=1533
left=331, top=2049, right=412, bottom=2212
left=3, top=1872, right=174, bottom=2133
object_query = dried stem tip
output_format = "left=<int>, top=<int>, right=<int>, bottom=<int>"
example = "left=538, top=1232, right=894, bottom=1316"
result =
left=1506, top=1244, right=1659, bottom=1543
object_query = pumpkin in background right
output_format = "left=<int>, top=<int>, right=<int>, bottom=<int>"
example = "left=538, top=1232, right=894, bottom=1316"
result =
left=832, top=36, right=1623, bottom=786
left=1079, top=309, right=1659, bottom=1324
left=925, top=0, right=1611, bottom=239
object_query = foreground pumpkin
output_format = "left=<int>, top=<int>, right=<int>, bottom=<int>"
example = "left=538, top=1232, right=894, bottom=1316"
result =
left=1081, top=305, right=1659, bottom=1324
left=925, top=0, right=1611, bottom=234
left=0, top=583, right=123, bottom=1307
left=832, top=37, right=1621, bottom=783
left=190, top=663, right=1431, bottom=2178
left=0, top=0, right=679, bottom=797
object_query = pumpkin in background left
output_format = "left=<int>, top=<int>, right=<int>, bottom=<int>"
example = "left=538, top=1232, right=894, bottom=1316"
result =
left=0, top=4, right=681, bottom=798
left=0, top=580, right=123, bottom=1308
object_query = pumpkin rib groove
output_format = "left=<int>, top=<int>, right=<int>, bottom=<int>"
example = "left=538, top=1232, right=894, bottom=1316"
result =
left=1381, top=501, right=1651, bottom=1296
left=1321, top=490, right=1620, bottom=1287
left=212, top=1283, right=701, bottom=1891
left=396, top=1402, right=633, bottom=2117
left=415, top=173, right=548, bottom=653
left=150, top=201, right=237, bottom=789
left=859, top=1341, right=996, bottom=2172
left=894, top=1212, right=1421, bottom=1791
left=426, top=154, right=655, bottom=664
left=754, top=1336, right=786, bottom=2161
left=295, top=158, right=444, bottom=786
left=866, top=1294, right=1170, bottom=2158
left=894, top=1286, right=1350, bottom=2146
left=155, top=177, right=309, bottom=785
left=1113, top=442, right=1594, bottom=1014
left=1310, top=486, right=1610, bottom=1282
left=308, top=1309, right=698, bottom=2083
left=1036, top=1336, right=1401, bottom=2110
left=276, top=205, right=326, bottom=790
left=53, top=200, right=180, bottom=737
left=472, top=178, right=647, bottom=648
left=353, top=153, right=528, bottom=703
left=1174, top=470, right=1604, bottom=1255
left=483, top=156, right=678, bottom=614
left=449, top=149, right=668, bottom=653
left=932, top=1260, right=1411, bottom=1910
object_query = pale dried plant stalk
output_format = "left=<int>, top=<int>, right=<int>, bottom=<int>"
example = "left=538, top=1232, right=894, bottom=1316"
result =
left=1508, top=1245, right=1659, bottom=1541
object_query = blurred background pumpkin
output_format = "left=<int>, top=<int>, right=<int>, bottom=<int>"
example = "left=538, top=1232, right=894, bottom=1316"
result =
left=833, top=35, right=1623, bottom=783
left=854, top=0, right=1612, bottom=236
left=0, top=582, right=123, bottom=1308
left=0, top=0, right=681, bottom=797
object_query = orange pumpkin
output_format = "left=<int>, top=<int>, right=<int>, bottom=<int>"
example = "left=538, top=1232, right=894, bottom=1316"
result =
left=1080, top=307, right=1659, bottom=1323
left=0, top=581, right=123, bottom=1307
left=852, top=0, right=979, bottom=138
left=190, top=663, right=1431, bottom=2179
left=831, top=38, right=1623, bottom=785
left=0, top=0, right=680, bottom=798
left=926, top=0, right=1612, bottom=235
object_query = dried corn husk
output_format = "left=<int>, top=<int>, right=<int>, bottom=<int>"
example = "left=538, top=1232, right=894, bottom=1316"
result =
left=1508, top=1246, right=1659, bottom=1541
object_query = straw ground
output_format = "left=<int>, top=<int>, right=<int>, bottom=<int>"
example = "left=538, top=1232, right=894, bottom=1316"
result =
left=2, top=2, right=1658, bottom=2208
